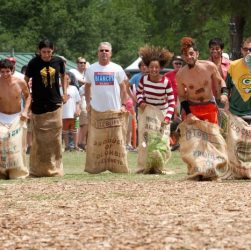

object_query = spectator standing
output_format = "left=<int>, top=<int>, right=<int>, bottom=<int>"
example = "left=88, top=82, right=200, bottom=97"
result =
left=62, top=72, right=82, bottom=151
left=70, top=57, right=89, bottom=150
left=129, top=60, right=148, bottom=102
left=78, top=84, right=88, bottom=150
left=164, top=55, right=184, bottom=151
left=69, top=57, right=88, bottom=87
left=25, top=39, right=67, bottom=177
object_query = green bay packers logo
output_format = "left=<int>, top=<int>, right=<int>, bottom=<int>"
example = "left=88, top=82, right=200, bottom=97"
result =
left=237, top=74, right=251, bottom=101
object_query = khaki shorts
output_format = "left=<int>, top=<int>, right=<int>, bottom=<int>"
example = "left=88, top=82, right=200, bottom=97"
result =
left=80, top=111, right=88, bottom=126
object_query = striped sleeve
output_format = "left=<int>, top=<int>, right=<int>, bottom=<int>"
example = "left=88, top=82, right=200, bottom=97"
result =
left=165, top=79, right=175, bottom=121
left=136, top=75, right=145, bottom=105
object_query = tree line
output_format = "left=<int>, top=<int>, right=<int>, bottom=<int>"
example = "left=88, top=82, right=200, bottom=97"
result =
left=0, top=0, right=250, bottom=67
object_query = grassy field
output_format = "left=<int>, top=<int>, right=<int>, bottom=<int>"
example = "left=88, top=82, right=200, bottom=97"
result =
left=62, top=150, right=186, bottom=181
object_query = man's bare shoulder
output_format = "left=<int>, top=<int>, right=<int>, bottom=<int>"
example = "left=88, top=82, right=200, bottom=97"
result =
left=197, top=60, right=216, bottom=69
left=176, top=65, right=188, bottom=79
left=11, top=76, right=28, bottom=89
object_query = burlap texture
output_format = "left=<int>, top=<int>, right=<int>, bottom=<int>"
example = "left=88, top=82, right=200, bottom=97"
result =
left=0, top=118, right=28, bottom=179
left=29, top=107, right=64, bottom=177
left=218, top=108, right=229, bottom=139
left=226, top=113, right=251, bottom=179
left=179, top=120, right=228, bottom=180
left=136, top=105, right=171, bottom=174
left=85, top=108, right=129, bottom=174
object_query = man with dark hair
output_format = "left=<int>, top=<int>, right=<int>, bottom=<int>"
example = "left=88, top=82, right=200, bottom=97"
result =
left=226, top=37, right=251, bottom=122
left=176, top=37, right=228, bottom=124
left=208, top=38, right=231, bottom=105
left=0, top=59, right=31, bottom=179
left=25, top=39, right=67, bottom=177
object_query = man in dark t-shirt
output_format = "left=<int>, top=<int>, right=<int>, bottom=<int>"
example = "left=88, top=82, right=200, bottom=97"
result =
left=25, top=39, right=67, bottom=177
left=26, top=52, right=66, bottom=114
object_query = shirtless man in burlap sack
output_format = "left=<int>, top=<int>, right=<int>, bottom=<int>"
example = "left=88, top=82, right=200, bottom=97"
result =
left=0, top=59, right=31, bottom=179
left=176, top=37, right=229, bottom=181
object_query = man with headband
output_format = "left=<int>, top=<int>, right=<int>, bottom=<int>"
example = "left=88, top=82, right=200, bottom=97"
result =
left=176, top=37, right=228, bottom=124
left=226, top=37, right=251, bottom=123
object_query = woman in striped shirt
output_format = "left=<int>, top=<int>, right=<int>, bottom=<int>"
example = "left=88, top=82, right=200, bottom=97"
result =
left=136, top=45, right=175, bottom=124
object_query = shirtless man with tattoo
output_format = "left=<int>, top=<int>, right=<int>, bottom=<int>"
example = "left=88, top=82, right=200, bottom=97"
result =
left=176, top=37, right=228, bottom=124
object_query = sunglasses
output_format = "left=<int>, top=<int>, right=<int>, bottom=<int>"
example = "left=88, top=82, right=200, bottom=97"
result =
left=78, top=61, right=86, bottom=64
left=99, top=49, right=110, bottom=52
left=242, top=47, right=251, bottom=52
left=174, top=62, right=182, bottom=65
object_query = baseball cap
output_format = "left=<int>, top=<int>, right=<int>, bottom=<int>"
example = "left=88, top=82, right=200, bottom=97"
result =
left=173, top=55, right=183, bottom=61
left=6, top=57, right=16, bottom=63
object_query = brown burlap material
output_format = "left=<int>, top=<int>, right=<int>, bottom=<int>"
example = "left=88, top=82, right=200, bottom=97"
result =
left=136, top=105, right=171, bottom=174
left=30, top=107, right=64, bottom=177
left=179, top=120, right=228, bottom=180
left=218, top=108, right=229, bottom=139
left=85, top=108, right=129, bottom=174
left=0, top=118, right=28, bottom=179
left=226, top=113, right=251, bottom=179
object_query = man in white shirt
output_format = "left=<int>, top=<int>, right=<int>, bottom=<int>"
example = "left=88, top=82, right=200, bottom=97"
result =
left=85, top=42, right=128, bottom=112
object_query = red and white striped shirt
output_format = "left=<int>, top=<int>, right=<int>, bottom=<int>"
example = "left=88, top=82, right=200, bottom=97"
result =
left=137, top=75, right=175, bottom=121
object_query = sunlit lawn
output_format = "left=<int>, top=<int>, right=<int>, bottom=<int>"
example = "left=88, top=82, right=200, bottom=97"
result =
left=0, top=150, right=187, bottom=183
left=62, top=150, right=187, bottom=181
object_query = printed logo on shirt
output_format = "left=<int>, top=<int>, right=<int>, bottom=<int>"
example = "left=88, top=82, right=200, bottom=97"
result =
left=237, top=74, right=251, bottom=101
left=40, top=66, right=56, bottom=88
left=94, top=72, right=114, bottom=85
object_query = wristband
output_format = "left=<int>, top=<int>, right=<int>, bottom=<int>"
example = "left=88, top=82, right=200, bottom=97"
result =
left=181, top=101, right=191, bottom=114
left=221, top=87, right=228, bottom=96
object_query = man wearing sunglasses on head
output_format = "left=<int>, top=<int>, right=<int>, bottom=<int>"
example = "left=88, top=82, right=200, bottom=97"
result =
left=226, top=37, right=251, bottom=123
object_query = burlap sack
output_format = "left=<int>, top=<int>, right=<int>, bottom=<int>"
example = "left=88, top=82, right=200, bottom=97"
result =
left=136, top=105, right=171, bottom=174
left=218, top=108, right=229, bottom=139
left=85, top=108, right=129, bottom=174
left=226, top=113, right=251, bottom=179
left=179, top=120, right=228, bottom=180
left=0, top=118, right=28, bottom=179
left=30, top=107, right=64, bottom=177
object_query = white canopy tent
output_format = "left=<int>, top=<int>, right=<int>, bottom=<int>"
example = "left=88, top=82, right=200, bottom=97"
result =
left=125, top=57, right=142, bottom=72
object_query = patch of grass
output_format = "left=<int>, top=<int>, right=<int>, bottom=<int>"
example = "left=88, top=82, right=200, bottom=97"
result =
left=0, top=150, right=187, bottom=184
left=61, top=150, right=186, bottom=182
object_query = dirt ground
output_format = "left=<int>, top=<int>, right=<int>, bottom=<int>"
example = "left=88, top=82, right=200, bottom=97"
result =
left=1, top=179, right=251, bottom=250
